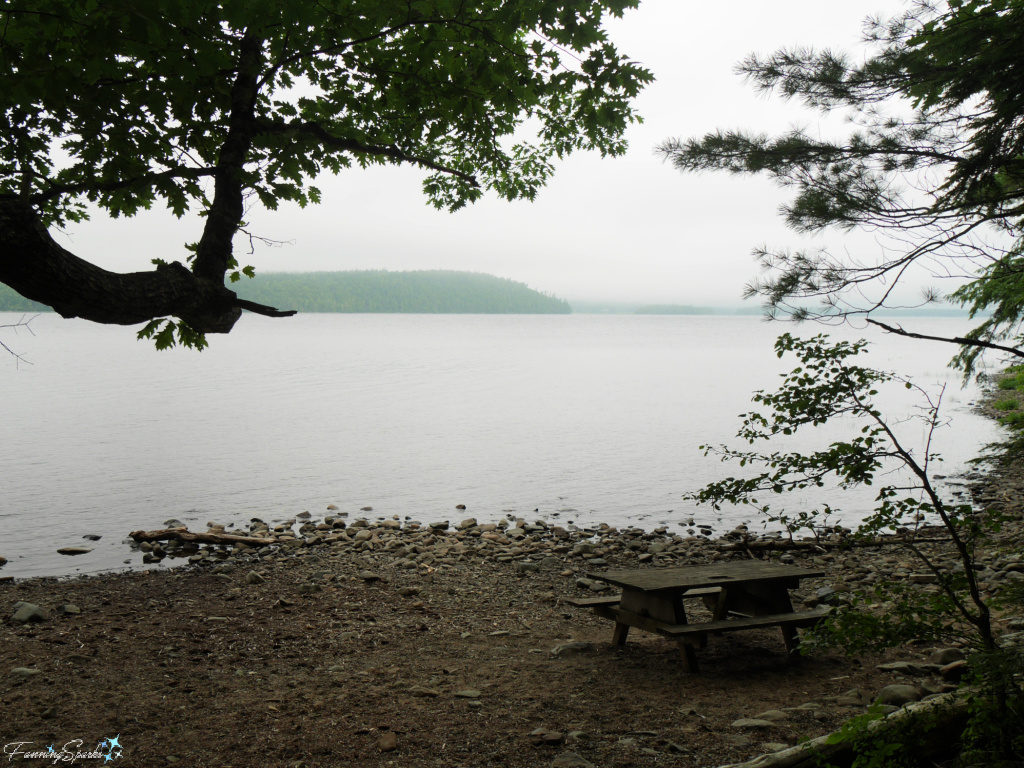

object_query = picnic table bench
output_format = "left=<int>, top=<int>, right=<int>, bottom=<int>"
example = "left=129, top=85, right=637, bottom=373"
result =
left=568, top=561, right=827, bottom=672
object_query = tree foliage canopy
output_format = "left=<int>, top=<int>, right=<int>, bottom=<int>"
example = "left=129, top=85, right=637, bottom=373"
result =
left=658, top=0, right=1024, bottom=375
left=0, top=0, right=650, bottom=346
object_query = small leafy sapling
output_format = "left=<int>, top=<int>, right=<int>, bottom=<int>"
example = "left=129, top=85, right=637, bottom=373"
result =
left=688, top=333, right=995, bottom=652
left=689, top=332, right=1024, bottom=764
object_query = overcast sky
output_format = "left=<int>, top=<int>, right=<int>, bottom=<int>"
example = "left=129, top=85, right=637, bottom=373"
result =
left=63, top=0, right=911, bottom=307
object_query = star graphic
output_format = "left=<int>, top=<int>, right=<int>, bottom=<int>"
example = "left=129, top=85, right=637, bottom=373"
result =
left=47, top=745, right=55, bottom=753
left=106, top=735, right=121, bottom=751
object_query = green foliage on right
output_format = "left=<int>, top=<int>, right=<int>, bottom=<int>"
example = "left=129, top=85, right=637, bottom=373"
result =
left=234, top=270, right=571, bottom=314
left=689, top=333, right=997, bottom=651
left=992, top=366, right=1024, bottom=425
left=658, top=0, right=1024, bottom=375
left=689, top=334, right=1023, bottom=766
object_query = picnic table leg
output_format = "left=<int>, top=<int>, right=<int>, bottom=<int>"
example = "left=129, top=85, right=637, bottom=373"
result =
left=780, top=624, right=801, bottom=658
left=703, top=589, right=729, bottom=622
left=612, top=621, right=630, bottom=646
left=676, top=640, right=699, bottom=673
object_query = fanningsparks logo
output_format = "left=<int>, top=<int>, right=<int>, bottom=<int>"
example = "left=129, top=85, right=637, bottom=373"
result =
left=3, top=735, right=124, bottom=763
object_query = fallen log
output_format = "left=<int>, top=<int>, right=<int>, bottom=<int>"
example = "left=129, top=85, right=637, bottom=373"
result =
left=128, top=527, right=275, bottom=547
left=716, top=692, right=970, bottom=768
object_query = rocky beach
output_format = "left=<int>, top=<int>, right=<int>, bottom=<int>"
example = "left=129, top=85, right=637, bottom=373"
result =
left=2, top=458, right=1023, bottom=768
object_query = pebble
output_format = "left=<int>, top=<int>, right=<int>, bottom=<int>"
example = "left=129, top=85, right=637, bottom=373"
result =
left=752, top=710, right=789, bottom=721
left=12, top=602, right=48, bottom=624
left=722, top=734, right=753, bottom=747
left=551, top=753, right=596, bottom=768
left=408, top=686, right=440, bottom=697
left=378, top=732, right=398, bottom=752
left=551, top=641, right=593, bottom=657
left=940, top=659, right=969, bottom=682
left=530, top=728, right=564, bottom=745
left=10, top=667, right=42, bottom=679
left=875, top=684, right=923, bottom=706
left=56, top=547, right=93, bottom=556
left=928, top=648, right=965, bottom=665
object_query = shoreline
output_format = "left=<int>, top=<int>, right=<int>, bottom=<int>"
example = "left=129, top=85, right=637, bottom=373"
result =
left=2, top=481, right=1021, bottom=767
left=2, top=376, right=1021, bottom=765
left=3, top=458, right=1022, bottom=767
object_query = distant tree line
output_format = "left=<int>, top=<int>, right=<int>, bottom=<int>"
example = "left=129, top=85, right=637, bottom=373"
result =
left=0, top=283, right=49, bottom=312
left=632, top=304, right=716, bottom=315
left=0, top=270, right=571, bottom=315
left=233, top=270, right=571, bottom=314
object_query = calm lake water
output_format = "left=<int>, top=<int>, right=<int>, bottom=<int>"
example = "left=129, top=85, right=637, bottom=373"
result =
left=0, top=312, right=1001, bottom=579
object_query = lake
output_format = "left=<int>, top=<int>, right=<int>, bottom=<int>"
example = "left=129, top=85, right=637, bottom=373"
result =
left=0, top=312, right=1001, bottom=579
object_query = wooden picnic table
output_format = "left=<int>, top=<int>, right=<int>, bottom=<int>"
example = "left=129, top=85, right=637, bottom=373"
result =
left=570, top=560, right=827, bottom=672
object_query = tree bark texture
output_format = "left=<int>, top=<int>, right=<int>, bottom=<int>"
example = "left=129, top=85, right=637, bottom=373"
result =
left=0, top=198, right=294, bottom=333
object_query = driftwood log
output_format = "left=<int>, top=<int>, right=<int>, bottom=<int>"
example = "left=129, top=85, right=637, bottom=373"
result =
left=716, top=692, right=970, bottom=768
left=128, top=527, right=275, bottom=547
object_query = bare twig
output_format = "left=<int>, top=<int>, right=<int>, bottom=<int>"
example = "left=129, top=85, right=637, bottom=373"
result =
left=0, top=312, right=38, bottom=367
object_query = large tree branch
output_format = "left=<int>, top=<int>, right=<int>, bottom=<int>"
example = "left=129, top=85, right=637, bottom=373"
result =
left=0, top=198, right=293, bottom=332
left=192, top=33, right=264, bottom=282
left=30, top=165, right=216, bottom=205
left=865, top=317, right=1024, bottom=359
left=256, top=118, right=480, bottom=187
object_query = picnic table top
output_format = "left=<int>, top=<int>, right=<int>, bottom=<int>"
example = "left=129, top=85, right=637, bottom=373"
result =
left=585, top=561, right=824, bottom=593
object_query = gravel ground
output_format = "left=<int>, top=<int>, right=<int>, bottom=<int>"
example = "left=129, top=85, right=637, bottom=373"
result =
left=3, top=476, right=1022, bottom=768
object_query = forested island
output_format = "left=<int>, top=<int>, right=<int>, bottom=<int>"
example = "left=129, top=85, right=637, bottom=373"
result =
left=237, top=271, right=570, bottom=313
left=0, top=271, right=571, bottom=315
